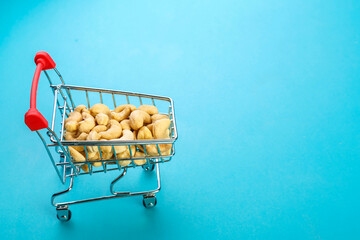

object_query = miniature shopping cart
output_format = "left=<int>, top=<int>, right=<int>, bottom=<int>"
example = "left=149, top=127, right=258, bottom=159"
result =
left=24, top=51, right=178, bottom=221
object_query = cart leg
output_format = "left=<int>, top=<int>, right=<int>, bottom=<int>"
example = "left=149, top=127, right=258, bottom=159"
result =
left=143, top=194, right=157, bottom=208
left=51, top=175, right=74, bottom=206
left=109, top=168, right=129, bottom=195
left=51, top=175, right=74, bottom=221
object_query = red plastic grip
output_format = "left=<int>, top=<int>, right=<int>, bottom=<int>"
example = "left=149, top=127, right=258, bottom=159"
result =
left=25, top=51, right=56, bottom=131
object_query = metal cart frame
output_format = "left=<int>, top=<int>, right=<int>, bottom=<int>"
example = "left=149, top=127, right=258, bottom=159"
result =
left=25, top=52, right=178, bottom=221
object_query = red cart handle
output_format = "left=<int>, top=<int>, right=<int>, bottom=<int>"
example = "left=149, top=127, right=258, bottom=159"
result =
left=25, top=51, right=56, bottom=131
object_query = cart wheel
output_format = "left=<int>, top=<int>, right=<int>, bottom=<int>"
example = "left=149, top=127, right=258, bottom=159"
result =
left=56, top=207, right=72, bottom=222
left=143, top=195, right=157, bottom=208
left=142, top=164, right=155, bottom=172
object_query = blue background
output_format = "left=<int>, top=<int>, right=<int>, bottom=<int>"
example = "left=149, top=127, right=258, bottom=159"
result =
left=0, top=0, right=359, bottom=239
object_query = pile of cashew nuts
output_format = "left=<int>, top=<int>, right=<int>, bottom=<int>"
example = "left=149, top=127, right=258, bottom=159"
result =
left=64, top=103, right=172, bottom=172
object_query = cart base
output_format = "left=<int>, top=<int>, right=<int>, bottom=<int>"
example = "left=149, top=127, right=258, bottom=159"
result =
left=52, top=163, right=161, bottom=221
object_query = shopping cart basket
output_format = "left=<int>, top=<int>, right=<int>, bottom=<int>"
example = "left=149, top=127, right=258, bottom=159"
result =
left=24, top=51, right=178, bottom=221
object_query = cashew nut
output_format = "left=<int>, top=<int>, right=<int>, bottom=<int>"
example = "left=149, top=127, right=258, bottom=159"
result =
left=157, top=144, right=172, bottom=155
left=64, top=132, right=88, bottom=152
left=100, top=139, right=112, bottom=153
left=88, top=152, right=102, bottom=167
left=64, top=121, right=78, bottom=132
left=83, top=149, right=101, bottom=167
left=129, top=110, right=151, bottom=130
left=152, top=119, right=172, bottom=154
left=92, top=161, right=102, bottom=167
left=101, top=152, right=114, bottom=160
left=79, top=112, right=96, bottom=133
left=138, top=105, right=159, bottom=115
left=111, top=107, right=131, bottom=122
left=68, top=146, right=85, bottom=162
left=74, top=105, right=88, bottom=113
left=151, top=114, right=169, bottom=123
left=76, top=132, right=88, bottom=140
left=65, top=111, right=83, bottom=123
left=114, top=104, right=136, bottom=113
left=113, top=129, right=134, bottom=154
left=134, top=151, right=147, bottom=165
left=92, top=125, right=107, bottom=133
left=162, top=148, right=172, bottom=156
left=72, top=132, right=88, bottom=151
left=152, top=119, right=171, bottom=139
left=120, top=119, right=131, bottom=130
left=89, top=150, right=112, bottom=166
left=137, top=126, right=158, bottom=156
left=68, top=147, right=90, bottom=172
left=95, top=113, right=109, bottom=125
left=64, top=111, right=82, bottom=132
left=137, top=126, right=153, bottom=140
left=146, top=123, right=154, bottom=132
left=117, top=145, right=136, bottom=166
left=86, top=130, right=101, bottom=153
left=99, top=120, right=122, bottom=140
left=64, top=131, right=76, bottom=141
left=90, top=103, right=110, bottom=117
left=88, top=151, right=99, bottom=160
left=81, top=164, right=89, bottom=173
